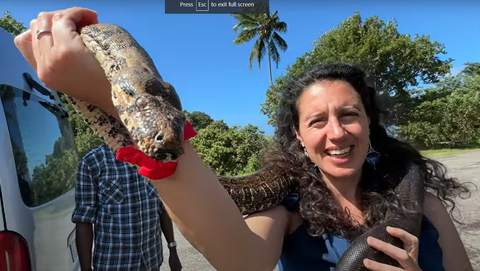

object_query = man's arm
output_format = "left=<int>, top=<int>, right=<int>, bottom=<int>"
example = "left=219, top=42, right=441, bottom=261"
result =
left=71, top=158, right=98, bottom=271
left=76, top=222, right=94, bottom=271
left=159, top=201, right=176, bottom=248
left=159, top=199, right=183, bottom=270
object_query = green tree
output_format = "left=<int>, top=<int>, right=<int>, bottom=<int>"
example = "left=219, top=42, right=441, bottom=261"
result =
left=232, top=10, right=288, bottom=85
left=183, top=110, right=271, bottom=175
left=190, top=120, right=268, bottom=176
left=400, top=72, right=480, bottom=148
left=0, top=11, right=27, bottom=35
left=462, top=62, right=480, bottom=77
left=261, top=12, right=452, bottom=127
left=184, top=110, right=214, bottom=131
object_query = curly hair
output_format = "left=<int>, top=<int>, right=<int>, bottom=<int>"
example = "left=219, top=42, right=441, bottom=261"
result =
left=264, top=63, right=471, bottom=240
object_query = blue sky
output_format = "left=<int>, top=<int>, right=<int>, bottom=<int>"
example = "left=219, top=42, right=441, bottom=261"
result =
left=3, top=0, right=480, bottom=135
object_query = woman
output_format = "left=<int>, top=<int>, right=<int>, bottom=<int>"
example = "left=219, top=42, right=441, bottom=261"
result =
left=16, top=7, right=473, bottom=271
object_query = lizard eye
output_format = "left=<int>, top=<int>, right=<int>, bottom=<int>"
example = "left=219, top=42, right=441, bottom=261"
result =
left=135, top=97, right=148, bottom=109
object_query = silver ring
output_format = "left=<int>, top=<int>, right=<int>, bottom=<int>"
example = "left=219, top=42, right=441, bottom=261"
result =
left=36, top=29, right=52, bottom=39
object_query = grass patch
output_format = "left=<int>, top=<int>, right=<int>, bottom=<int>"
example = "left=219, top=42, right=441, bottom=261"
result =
left=420, top=148, right=479, bottom=158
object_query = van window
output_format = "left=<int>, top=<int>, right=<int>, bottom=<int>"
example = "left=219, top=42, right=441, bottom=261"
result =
left=0, top=84, right=79, bottom=207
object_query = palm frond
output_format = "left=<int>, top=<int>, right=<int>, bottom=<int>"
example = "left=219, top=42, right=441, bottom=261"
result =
left=274, top=21, right=287, bottom=33
left=268, top=40, right=281, bottom=67
left=271, top=32, right=288, bottom=51
left=249, top=39, right=266, bottom=69
left=233, top=28, right=258, bottom=44
left=232, top=13, right=265, bottom=31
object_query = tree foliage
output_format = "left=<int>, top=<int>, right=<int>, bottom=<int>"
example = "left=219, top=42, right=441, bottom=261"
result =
left=400, top=68, right=480, bottom=148
left=183, top=110, right=271, bottom=176
left=184, top=110, right=214, bottom=131
left=261, top=12, right=453, bottom=127
left=0, top=11, right=27, bottom=35
left=462, top=62, right=480, bottom=77
left=190, top=119, right=268, bottom=176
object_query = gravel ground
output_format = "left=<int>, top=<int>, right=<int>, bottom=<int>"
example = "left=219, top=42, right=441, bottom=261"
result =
left=160, top=150, right=480, bottom=271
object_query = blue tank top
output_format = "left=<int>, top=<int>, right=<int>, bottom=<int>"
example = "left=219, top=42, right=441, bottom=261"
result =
left=277, top=194, right=445, bottom=271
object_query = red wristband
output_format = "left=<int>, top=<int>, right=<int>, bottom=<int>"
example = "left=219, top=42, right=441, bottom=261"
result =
left=116, top=121, right=197, bottom=180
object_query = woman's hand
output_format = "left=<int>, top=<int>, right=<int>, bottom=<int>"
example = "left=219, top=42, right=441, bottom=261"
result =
left=364, top=226, right=422, bottom=271
left=14, top=7, right=118, bottom=118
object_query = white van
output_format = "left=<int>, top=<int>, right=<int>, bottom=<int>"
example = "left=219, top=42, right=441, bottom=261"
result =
left=0, top=26, right=79, bottom=270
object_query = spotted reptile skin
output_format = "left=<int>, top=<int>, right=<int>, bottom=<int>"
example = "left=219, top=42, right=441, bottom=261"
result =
left=335, top=164, right=424, bottom=270
left=65, top=23, right=425, bottom=270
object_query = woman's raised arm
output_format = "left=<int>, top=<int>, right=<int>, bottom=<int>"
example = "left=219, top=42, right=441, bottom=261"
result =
left=155, top=141, right=289, bottom=271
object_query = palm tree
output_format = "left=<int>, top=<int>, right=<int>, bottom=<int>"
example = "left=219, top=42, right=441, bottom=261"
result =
left=232, top=10, right=288, bottom=86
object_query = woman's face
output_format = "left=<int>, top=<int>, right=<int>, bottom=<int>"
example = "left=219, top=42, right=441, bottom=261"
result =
left=296, top=80, right=370, bottom=179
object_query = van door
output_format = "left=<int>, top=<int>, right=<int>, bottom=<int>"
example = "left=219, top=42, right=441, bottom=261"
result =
left=0, top=26, right=79, bottom=271
left=0, top=84, right=79, bottom=271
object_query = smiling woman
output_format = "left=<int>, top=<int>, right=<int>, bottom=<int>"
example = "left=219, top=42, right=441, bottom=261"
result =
left=265, top=63, right=472, bottom=271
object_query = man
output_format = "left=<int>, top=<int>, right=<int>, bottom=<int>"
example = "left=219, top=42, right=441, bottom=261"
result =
left=71, top=143, right=182, bottom=271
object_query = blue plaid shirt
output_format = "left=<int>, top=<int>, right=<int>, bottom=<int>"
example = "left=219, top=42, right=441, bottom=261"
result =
left=72, top=144, right=165, bottom=271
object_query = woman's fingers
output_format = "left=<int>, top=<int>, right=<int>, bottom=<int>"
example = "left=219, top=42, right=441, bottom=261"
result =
left=33, top=12, right=54, bottom=49
left=25, top=7, right=100, bottom=89
left=363, top=258, right=403, bottom=271
left=14, top=6, right=117, bottom=117
left=365, top=226, right=421, bottom=270
left=15, top=10, right=56, bottom=73
left=14, top=7, right=99, bottom=79
left=32, top=11, right=55, bottom=68
left=14, top=29, right=36, bottom=70
left=50, top=7, right=98, bottom=46
left=60, top=7, right=99, bottom=27
left=367, top=236, right=413, bottom=267
left=386, top=226, right=419, bottom=259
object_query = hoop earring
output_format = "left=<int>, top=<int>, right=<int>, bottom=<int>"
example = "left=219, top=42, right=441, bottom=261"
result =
left=366, top=140, right=380, bottom=169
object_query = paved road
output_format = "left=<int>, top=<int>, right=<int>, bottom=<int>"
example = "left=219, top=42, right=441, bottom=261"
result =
left=434, top=150, right=480, bottom=269
left=161, top=150, right=480, bottom=271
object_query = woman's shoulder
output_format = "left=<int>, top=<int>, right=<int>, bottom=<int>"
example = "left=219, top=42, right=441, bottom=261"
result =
left=421, top=191, right=473, bottom=270
left=244, top=193, right=302, bottom=229
left=422, top=191, right=452, bottom=228
left=419, top=192, right=451, bottom=245
left=418, top=214, right=447, bottom=271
